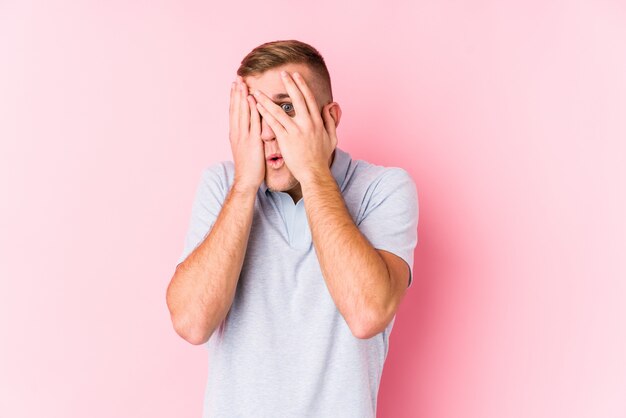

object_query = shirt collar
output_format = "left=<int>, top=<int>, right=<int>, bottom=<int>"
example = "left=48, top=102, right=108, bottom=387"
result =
left=260, top=146, right=351, bottom=195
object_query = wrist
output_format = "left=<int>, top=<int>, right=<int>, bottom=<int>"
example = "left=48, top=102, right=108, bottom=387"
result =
left=231, top=179, right=260, bottom=196
left=298, top=165, right=333, bottom=189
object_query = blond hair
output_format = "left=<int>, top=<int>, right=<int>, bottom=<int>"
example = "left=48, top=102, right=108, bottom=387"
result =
left=237, top=39, right=333, bottom=102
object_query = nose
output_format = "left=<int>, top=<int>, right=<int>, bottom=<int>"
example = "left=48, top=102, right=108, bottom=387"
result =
left=260, top=117, right=276, bottom=142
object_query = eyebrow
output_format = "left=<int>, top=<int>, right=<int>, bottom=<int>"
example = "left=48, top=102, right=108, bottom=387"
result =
left=271, top=93, right=290, bottom=101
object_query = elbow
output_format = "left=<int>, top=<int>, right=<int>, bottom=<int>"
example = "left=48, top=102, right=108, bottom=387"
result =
left=182, top=330, right=211, bottom=346
left=166, top=277, right=213, bottom=346
left=169, top=311, right=212, bottom=346
left=350, top=325, right=375, bottom=340
left=351, top=321, right=384, bottom=340
left=348, top=306, right=389, bottom=340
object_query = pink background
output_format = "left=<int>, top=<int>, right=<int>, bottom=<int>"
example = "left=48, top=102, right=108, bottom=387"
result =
left=1, top=1, right=625, bottom=417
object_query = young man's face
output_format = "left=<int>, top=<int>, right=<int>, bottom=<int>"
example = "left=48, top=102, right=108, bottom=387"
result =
left=243, top=63, right=333, bottom=201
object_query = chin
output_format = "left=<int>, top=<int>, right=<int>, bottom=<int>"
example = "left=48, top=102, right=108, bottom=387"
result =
left=265, top=172, right=299, bottom=193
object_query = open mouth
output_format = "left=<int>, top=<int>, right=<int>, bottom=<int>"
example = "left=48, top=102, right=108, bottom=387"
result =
left=267, top=154, right=284, bottom=168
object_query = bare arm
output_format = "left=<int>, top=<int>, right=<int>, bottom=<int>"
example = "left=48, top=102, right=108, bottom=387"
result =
left=253, top=71, right=412, bottom=339
left=166, top=76, right=264, bottom=345
left=300, top=167, right=399, bottom=339
left=166, top=184, right=256, bottom=345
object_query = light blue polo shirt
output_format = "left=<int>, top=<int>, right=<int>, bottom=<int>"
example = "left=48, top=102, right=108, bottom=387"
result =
left=177, top=147, right=419, bottom=418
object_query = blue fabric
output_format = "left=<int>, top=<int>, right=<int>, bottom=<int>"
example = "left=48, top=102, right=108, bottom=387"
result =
left=178, top=147, right=419, bottom=417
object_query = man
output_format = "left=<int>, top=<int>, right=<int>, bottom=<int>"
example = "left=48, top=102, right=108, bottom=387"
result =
left=166, top=39, right=419, bottom=417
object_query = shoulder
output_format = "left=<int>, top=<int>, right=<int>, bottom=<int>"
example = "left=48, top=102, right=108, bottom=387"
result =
left=199, top=160, right=235, bottom=191
left=339, top=155, right=417, bottom=222
left=348, top=157, right=416, bottom=196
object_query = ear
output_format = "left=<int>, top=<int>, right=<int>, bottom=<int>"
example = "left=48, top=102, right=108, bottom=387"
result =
left=324, top=102, right=342, bottom=128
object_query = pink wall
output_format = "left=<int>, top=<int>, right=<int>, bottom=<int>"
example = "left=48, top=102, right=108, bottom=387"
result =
left=1, top=1, right=625, bottom=417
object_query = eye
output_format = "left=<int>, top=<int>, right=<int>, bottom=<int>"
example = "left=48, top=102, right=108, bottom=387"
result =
left=280, top=103, right=295, bottom=114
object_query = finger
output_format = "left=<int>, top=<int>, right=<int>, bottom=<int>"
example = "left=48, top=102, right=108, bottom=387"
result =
left=239, top=80, right=251, bottom=135
left=230, top=80, right=240, bottom=139
left=292, top=72, right=323, bottom=126
left=323, top=104, right=338, bottom=147
left=252, top=90, right=294, bottom=132
left=256, top=101, right=288, bottom=138
left=229, top=81, right=236, bottom=115
left=279, top=71, right=309, bottom=120
left=247, top=94, right=261, bottom=136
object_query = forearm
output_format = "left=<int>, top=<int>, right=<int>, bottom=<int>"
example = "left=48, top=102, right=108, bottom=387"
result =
left=166, top=184, right=256, bottom=345
left=301, top=168, right=392, bottom=337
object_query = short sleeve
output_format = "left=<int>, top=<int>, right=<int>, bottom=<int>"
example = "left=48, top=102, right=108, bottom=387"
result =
left=357, top=168, right=419, bottom=288
left=177, top=164, right=230, bottom=266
